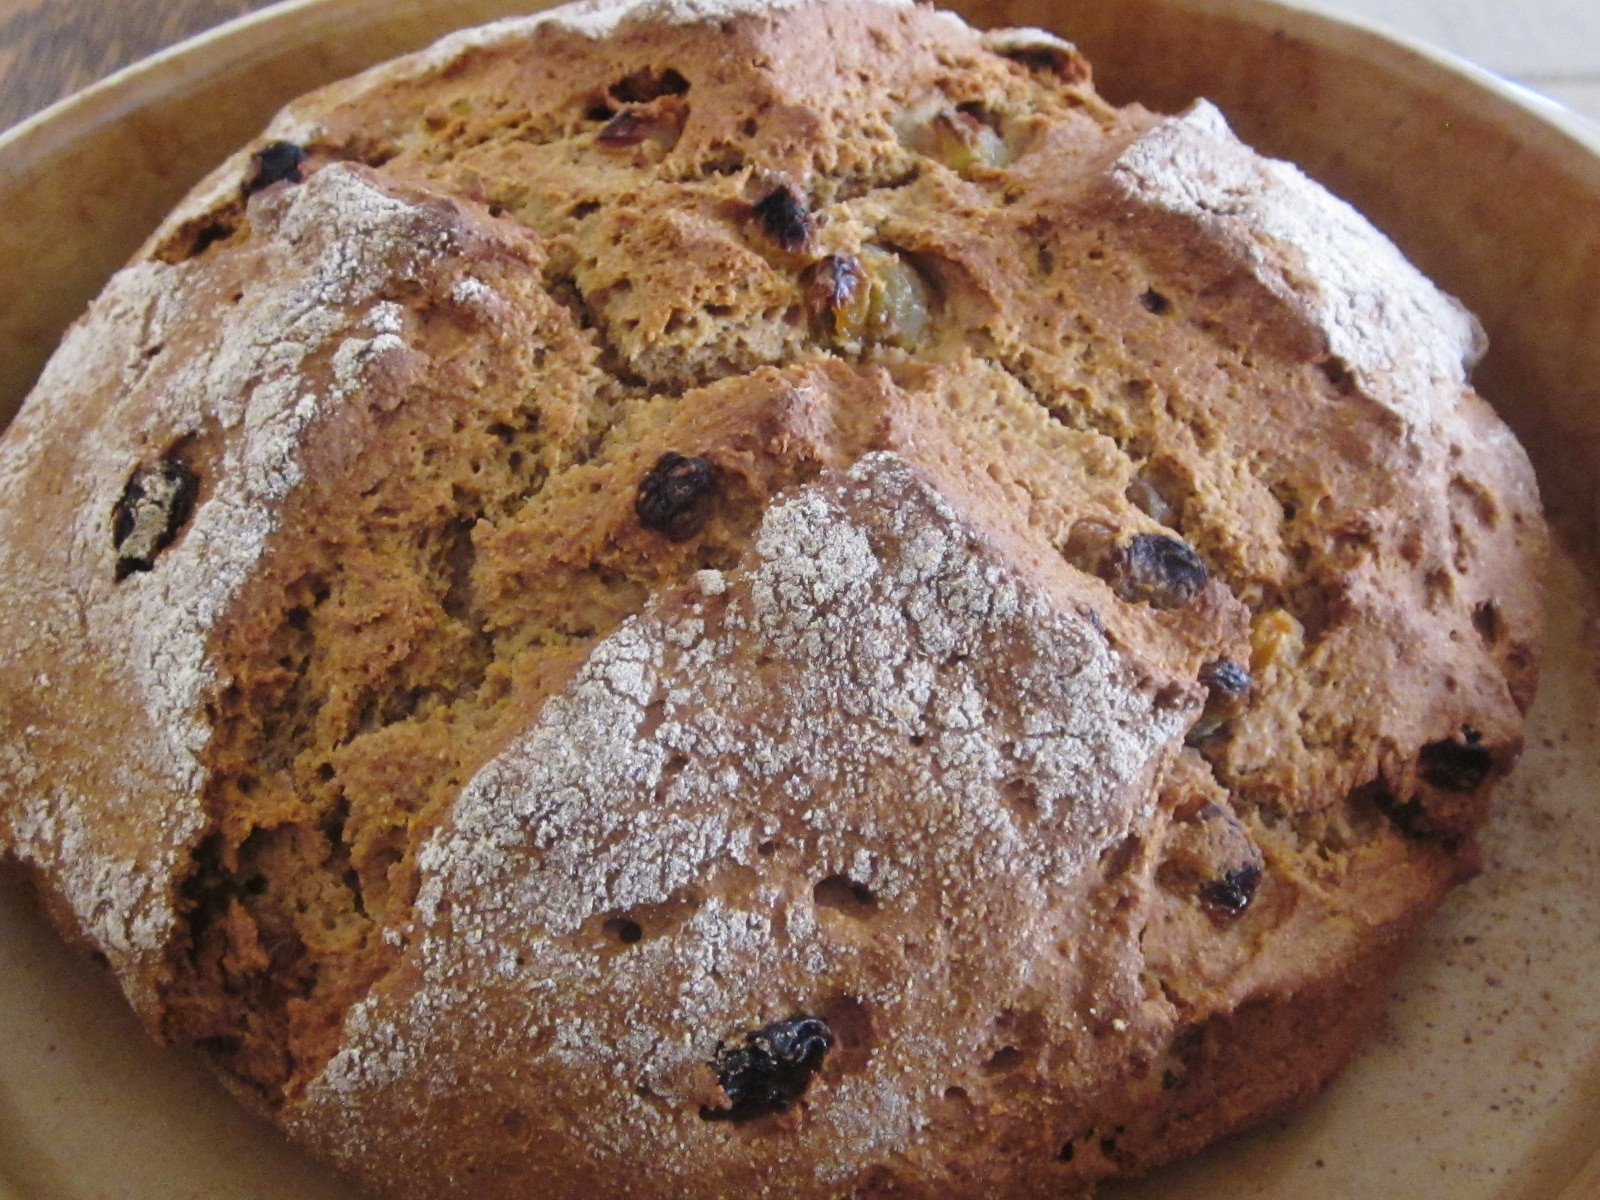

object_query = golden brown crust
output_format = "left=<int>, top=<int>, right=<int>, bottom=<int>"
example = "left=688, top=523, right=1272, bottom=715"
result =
left=0, top=0, right=1548, bottom=1196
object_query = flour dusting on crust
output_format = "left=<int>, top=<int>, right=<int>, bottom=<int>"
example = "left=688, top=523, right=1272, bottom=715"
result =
left=230, top=0, right=929, bottom=164
left=0, top=166, right=470, bottom=1011
left=293, top=453, right=1195, bottom=1185
left=1112, top=100, right=1484, bottom=429
left=391, top=0, right=923, bottom=72
left=0, top=1, right=1550, bottom=1193
left=540, top=0, right=922, bottom=39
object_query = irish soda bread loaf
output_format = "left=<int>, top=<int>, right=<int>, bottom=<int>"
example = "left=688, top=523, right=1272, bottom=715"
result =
left=0, top=0, right=1547, bottom=1195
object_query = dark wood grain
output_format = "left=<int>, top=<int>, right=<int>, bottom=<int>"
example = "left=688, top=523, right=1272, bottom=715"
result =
left=0, top=0, right=280, bottom=130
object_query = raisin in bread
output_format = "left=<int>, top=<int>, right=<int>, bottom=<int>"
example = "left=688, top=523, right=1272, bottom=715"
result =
left=0, top=0, right=1547, bottom=1196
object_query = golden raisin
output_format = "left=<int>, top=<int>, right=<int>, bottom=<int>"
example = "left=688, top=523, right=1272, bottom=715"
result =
left=1249, top=609, right=1304, bottom=673
left=899, top=107, right=1013, bottom=174
left=805, top=247, right=929, bottom=350
left=861, top=246, right=929, bottom=348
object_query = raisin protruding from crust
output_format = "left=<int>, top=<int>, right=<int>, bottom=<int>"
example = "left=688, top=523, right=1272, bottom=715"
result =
left=1198, top=863, right=1261, bottom=915
left=608, top=66, right=690, bottom=104
left=898, top=107, right=1012, bottom=173
left=636, top=452, right=715, bottom=540
left=1418, top=733, right=1493, bottom=792
left=702, top=1016, right=832, bottom=1121
left=804, top=246, right=931, bottom=350
left=1360, top=779, right=1430, bottom=839
left=801, top=253, right=869, bottom=338
left=1157, top=802, right=1263, bottom=919
left=243, top=141, right=306, bottom=197
left=595, top=103, right=686, bottom=150
left=112, top=456, right=199, bottom=580
left=1187, top=659, right=1252, bottom=746
left=1004, top=46, right=1067, bottom=71
left=1199, top=659, right=1251, bottom=696
left=1107, top=533, right=1208, bottom=609
left=752, top=185, right=814, bottom=254
left=981, top=29, right=1092, bottom=82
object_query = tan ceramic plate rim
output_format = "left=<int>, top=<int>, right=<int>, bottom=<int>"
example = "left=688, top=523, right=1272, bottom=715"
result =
left=0, top=0, right=341, bottom=170
left=0, top=1, right=1597, bottom=1198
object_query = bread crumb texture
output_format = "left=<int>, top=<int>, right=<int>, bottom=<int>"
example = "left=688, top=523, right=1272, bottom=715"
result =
left=0, top=0, right=1547, bottom=1196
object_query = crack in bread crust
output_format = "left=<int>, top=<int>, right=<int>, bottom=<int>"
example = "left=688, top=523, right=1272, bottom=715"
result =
left=0, top=0, right=1548, bottom=1196
left=290, top=452, right=1202, bottom=1193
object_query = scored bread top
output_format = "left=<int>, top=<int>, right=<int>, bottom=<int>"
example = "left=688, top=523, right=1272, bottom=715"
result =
left=296, top=452, right=1200, bottom=1191
left=0, top=0, right=1546, bottom=1196
left=0, top=165, right=487, bottom=1013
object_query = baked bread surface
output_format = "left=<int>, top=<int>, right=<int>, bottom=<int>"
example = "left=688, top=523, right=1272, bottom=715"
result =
left=0, top=0, right=1547, bottom=1196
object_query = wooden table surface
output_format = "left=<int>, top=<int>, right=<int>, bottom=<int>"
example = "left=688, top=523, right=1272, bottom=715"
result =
left=0, top=0, right=1596, bottom=133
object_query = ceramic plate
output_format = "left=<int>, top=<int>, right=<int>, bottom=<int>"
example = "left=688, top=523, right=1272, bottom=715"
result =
left=1, top=1, right=1597, bottom=1196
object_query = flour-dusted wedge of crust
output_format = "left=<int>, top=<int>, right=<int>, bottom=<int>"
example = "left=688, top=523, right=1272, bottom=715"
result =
left=0, top=0, right=1547, bottom=1196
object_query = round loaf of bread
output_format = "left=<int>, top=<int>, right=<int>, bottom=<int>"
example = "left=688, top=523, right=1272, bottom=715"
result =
left=0, top=0, right=1548, bottom=1196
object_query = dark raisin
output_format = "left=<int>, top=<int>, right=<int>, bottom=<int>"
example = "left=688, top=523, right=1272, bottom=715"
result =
left=1187, top=660, right=1251, bottom=746
left=1198, top=863, right=1261, bottom=915
left=1361, top=779, right=1430, bottom=839
left=1472, top=600, right=1502, bottom=643
left=1318, top=356, right=1357, bottom=394
left=188, top=220, right=236, bottom=258
left=609, top=66, right=690, bottom=104
left=112, top=456, right=199, bottom=580
left=243, top=141, right=306, bottom=197
left=984, top=28, right=1089, bottom=79
left=1158, top=803, right=1263, bottom=914
left=1107, top=533, right=1208, bottom=609
left=1419, top=736, right=1493, bottom=792
left=1199, top=659, right=1251, bottom=695
left=752, top=185, right=814, bottom=254
left=603, top=915, right=644, bottom=944
left=635, top=452, right=715, bottom=540
left=998, top=44, right=1081, bottom=76
left=1140, top=288, right=1171, bottom=315
left=597, top=111, right=652, bottom=147
left=701, top=1015, right=832, bottom=1120
left=800, top=253, right=867, bottom=336
left=595, top=106, right=684, bottom=150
